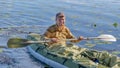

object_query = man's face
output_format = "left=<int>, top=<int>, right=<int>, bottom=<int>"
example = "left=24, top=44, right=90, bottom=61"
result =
left=56, top=16, right=65, bottom=26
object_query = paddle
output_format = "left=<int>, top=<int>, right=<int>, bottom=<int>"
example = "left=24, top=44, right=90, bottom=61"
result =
left=84, top=34, right=117, bottom=42
left=7, top=34, right=116, bottom=48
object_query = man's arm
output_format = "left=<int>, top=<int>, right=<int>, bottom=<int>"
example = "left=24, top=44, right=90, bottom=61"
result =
left=66, top=27, right=83, bottom=43
left=43, top=25, right=55, bottom=39
left=43, top=27, right=58, bottom=44
left=44, top=30, right=52, bottom=39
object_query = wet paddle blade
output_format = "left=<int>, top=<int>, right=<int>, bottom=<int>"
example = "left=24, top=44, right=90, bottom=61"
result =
left=97, top=34, right=117, bottom=42
left=7, top=38, right=29, bottom=48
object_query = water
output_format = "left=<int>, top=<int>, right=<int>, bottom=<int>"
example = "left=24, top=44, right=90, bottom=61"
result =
left=0, top=0, right=120, bottom=68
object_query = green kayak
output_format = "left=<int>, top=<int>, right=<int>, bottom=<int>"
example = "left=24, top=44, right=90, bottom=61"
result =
left=27, top=33, right=120, bottom=68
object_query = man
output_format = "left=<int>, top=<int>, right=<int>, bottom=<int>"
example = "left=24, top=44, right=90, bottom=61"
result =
left=44, top=12, right=83, bottom=46
left=43, top=12, right=120, bottom=67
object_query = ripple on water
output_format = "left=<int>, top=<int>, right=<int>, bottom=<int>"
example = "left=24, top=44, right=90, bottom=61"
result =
left=0, top=48, right=45, bottom=68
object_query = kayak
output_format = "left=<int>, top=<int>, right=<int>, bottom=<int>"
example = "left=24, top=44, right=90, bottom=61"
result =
left=27, top=33, right=119, bottom=68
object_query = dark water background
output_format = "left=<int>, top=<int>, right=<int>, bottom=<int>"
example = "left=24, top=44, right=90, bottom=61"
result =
left=0, top=0, right=120, bottom=68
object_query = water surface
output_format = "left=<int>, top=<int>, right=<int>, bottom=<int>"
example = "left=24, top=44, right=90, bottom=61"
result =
left=0, top=0, right=120, bottom=68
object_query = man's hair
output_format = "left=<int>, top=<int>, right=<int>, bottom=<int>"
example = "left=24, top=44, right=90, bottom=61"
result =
left=56, top=12, right=65, bottom=20
left=56, top=12, right=65, bottom=17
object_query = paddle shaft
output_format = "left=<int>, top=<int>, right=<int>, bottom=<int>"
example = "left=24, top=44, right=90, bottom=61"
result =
left=23, top=40, right=50, bottom=44
left=19, top=37, right=97, bottom=44
left=20, top=37, right=110, bottom=44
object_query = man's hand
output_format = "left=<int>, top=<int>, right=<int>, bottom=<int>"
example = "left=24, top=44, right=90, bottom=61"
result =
left=78, top=36, right=84, bottom=41
left=50, top=38, right=58, bottom=43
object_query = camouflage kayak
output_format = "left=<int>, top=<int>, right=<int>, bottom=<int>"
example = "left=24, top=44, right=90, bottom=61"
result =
left=27, top=33, right=120, bottom=68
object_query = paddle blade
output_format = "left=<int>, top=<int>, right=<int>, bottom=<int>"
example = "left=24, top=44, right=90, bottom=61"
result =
left=97, top=34, right=117, bottom=42
left=7, top=38, right=29, bottom=48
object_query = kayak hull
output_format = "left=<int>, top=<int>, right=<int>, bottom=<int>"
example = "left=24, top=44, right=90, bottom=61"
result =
left=28, top=46, right=67, bottom=68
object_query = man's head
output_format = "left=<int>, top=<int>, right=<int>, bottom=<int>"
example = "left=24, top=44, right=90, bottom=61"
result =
left=56, top=12, right=65, bottom=26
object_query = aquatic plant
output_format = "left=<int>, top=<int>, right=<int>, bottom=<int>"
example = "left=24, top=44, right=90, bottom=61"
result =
left=113, top=22, right=118, bottom=28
